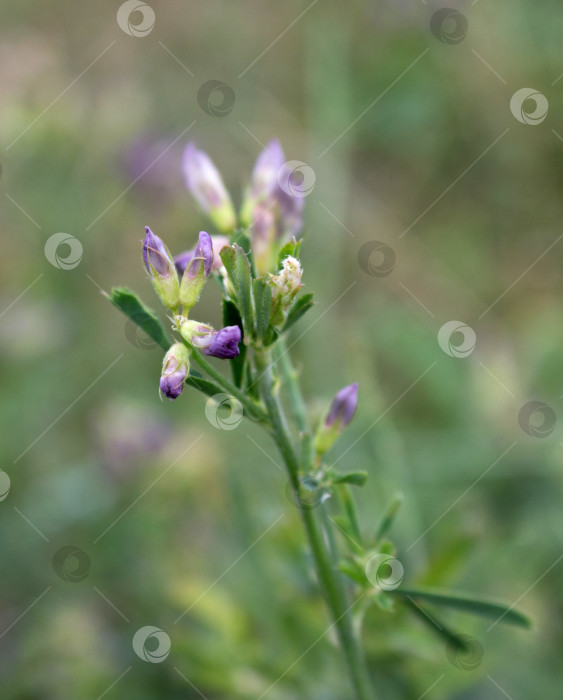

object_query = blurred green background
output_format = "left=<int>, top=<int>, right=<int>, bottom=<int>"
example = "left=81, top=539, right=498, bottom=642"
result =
left=1, top=0, right=562, bottom=697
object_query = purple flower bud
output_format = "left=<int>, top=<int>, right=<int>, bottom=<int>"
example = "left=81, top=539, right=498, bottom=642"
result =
left=178, top=318, right=241, bottom=360
left=186, top=231, right=213, bottom=278
left=325, top=383, right=359, bottom=428
left=143, top=226, right=173, bottom=277
left=159, top=343, right=190, bottom=401
left=182, top=143, right=236, bottom=232
left=179, top=231, right=214, bottom=310
left=174, top=235, right=229, bottom=276
left=143, top=227, right=180, bottom=310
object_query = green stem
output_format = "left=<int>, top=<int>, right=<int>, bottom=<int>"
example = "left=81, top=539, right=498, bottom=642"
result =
left=275, top=339, right=309, bottom=433
left=190, top=347, right=268, bottom=423
left=254, top=348, right=374, bottom=700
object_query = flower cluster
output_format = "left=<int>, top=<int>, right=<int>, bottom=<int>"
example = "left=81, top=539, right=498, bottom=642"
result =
left=142, top=139, right=311, bottom=402
left=143, top=226, right=241, bottom=401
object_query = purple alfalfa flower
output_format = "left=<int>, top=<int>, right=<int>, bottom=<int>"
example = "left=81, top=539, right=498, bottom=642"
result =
left=143, top=226, right=180, bottom=310
left=274, top=180, right=305, bottom=240
left=159, top=343, right=190, bottom=401
left=174, top=235, right=229, bottom=276
left=240, top=141, right=305, bottom=274
left=202, top=325, right=241, bottom=359
left=182, top=143, right=236, bottom=232
left=325, top=383, right=359, bottom=429
left=314, top=383, right=359, bottom=456
left=179, top=231, right=213, bottom=310
left=240, top=139, right=286, bottom=226
left=178, top=318, right=241, bottom=360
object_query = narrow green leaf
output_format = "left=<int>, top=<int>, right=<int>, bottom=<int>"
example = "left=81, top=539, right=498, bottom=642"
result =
left=389, top=588, right=532, bottom=629
left=186, top=375, right=225, bottom=399
left=337, top=559, right=367, bottom=585
left=253, top=277, right=272, bottom=344
left=106, top=287, right=171, bottom=351
left=337, top=484, right=362, bottom=545
left=281, top=293, right=314, bottom=333
left=220, top=245, right=254, bottom=338
left=333, top=471, right=368, bottom=487
left=222, top=298, right=247, bottom=388
left=403, top=598, right=467, bottom=651
left=375, top=492, right=404, bottom=541
left=331, top=515, right=363, bottom=554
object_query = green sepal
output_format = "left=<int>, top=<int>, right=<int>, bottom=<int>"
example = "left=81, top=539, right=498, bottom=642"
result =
left=388, top=588, right=532, bottom=629
left=220, top=245, right=254, bottom=339
left=253, top=277, right=273, bottom=345
left=281, top=293, right=314, bottom=333
left=106, top=287, right=172, bottom=351
left=222, top=298, right=247, bottom=388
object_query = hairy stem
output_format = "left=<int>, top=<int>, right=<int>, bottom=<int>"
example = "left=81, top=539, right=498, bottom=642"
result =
left=254, top=347, right=374, bottom=700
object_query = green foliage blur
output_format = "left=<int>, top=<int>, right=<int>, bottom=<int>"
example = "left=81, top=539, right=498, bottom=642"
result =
left=1, top=1, right=562, bottom=698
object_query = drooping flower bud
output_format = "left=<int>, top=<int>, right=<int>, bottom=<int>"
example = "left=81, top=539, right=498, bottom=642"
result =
left=314, top=383, right=359, bottom=456
left=174, top=235, right=229, bottom=276
left=179, top=231, right=213, bottom=310
left=143, top=226, right=180, bottom=310
left=159, top=343, right=190, bottom=401
left=268, top=256, right=303, bottom=326
left=240, top=139, right=285, bottom=227
left=182, top=143, right=236, bottom=232
left=177, top=318, right=241, bottom=359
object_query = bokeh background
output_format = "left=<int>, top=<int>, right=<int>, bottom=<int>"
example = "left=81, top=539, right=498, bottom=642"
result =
left=1, top=0, right=562, bottom=698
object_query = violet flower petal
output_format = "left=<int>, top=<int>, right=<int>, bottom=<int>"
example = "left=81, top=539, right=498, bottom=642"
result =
left=202, top=325, right=241, bottom=359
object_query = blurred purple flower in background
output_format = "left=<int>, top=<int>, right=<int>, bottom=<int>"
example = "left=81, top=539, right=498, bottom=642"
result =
left=325, top=383, right=359, bottom=428
left=182, top=143, right=236, bottom=232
